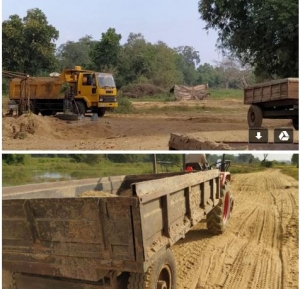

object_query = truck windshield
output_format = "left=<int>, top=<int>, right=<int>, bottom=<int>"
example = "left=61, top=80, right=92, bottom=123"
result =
left=97, top=74, right=116, bottom=88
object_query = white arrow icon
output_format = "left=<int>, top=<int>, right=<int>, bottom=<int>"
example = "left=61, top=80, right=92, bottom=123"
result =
left=279, top=131, right=289, bottom=141
left=255, top=132, right=262, bottom=139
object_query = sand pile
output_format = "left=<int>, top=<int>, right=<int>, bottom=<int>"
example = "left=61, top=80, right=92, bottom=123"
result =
left=2, top=114, right=60, bottom=139
left=2, top=113, right=114, bottom=141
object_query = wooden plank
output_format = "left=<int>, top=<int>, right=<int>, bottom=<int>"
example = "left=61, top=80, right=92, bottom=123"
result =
left=244, top=78, right=298, bottom=104
left=134, top=170, right=220, bottom=203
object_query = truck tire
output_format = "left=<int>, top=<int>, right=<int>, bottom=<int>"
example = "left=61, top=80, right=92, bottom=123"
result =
left=75, top=101, right=86, bottom=115
left=97, top=109, right=105, bottom=117
left=292, top=118, right=298, bottom=130
left=207, top=181, right=232, bottom=234
left=247, top=105, right=263, bottom=128
left=128, top=249, right=177, bottom=289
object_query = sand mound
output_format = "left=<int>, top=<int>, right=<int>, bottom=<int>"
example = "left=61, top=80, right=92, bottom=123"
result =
left=2, top=114, right=59, bottom=139
left=2, top=113, right=114, bottom=141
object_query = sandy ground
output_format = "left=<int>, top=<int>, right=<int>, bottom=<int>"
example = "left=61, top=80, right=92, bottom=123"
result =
left=173, top=169, right=298, bottom=289
left=2, top=99, right=298, bottom=150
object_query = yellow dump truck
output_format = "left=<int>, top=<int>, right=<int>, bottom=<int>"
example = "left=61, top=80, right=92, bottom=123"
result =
left=8, top=66, right=118, bottom=116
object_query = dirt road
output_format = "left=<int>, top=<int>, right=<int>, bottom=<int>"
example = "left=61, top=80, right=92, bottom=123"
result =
left=2, top=99, right=297, bottom=150
left=173, top=169, right=298, bottom=289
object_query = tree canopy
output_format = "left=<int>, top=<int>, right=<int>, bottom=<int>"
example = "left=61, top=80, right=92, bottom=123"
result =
left=3, top=8, right=59, bottom=75
left=90, top=28, right=122, bottom=71
left=198, top=0, right=298, bottom=78
left=3, top=8, right=257, bottom=89
left=56, top=35, right=96, bottom=70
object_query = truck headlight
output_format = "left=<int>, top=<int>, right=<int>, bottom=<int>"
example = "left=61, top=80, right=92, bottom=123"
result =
left=99, top=97, right=103, bottom=102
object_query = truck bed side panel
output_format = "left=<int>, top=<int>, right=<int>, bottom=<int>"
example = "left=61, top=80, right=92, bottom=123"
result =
left=2, top=197, right=143, bottom=281
left=10, top=78, right=63, bottom=100
left=244, top=78, right=298, bottom=104
left=133, top=170, right=220, bottom=262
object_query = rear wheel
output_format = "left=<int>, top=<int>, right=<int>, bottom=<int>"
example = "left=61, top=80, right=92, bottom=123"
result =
left=207, top=181, right=232, bottom=234
left=128, top=249, right=177, bottom=289
left=247, top=105, right=263, bottom=128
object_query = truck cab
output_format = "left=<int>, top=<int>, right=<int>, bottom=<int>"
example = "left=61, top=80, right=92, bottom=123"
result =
left=60, top=66, right=118, bottom=117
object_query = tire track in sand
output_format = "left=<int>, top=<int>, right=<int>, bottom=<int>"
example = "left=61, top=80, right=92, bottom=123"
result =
left=172, top=170, right=298, bottom=289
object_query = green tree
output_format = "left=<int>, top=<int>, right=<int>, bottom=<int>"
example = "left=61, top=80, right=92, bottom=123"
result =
left=3, top=8, right=59, bottom=75
left=117, top=33, right=153, bottom=86
left=197, top=63, right=223, bottom=87
left=236, top=154, right=255, bottom=163
left=149, top=41, right=184, bottom=88
left=175, top=46, right=200, bottom=67
left=198, top=0, right=298, bottom=78
left=175, top=46, right=200, bottom=85
left=56, top=35, right=96, bottom=70
left=107, top=154, right=148, bottom=163
left=3, top=154, right=30, bottom=165
left=69, top=154, right=104, bottom=165
left=291, top=154, right=299, bottom=166
left=90, top=28, right=122, bottom=71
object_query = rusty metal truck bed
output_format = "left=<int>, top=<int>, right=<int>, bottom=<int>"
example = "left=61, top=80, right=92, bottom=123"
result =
left=3, top=170, right=221, bottom=288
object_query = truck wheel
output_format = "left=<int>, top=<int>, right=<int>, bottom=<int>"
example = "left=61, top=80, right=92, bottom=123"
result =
left=75, top=101, right=86, bottom=115
left=128, top=249, right=177, bottom=289
left=247, top=105, right=263, bottom=127
left=97, top=109, right=105, bottom=117
left=292, top=118, right=298, bottom=130
left=207, top=182, right=232, bottom=234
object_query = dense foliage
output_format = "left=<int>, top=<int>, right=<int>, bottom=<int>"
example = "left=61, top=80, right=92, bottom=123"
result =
left=3, top=8, right=256, bottom=90
left=198, top=0, right=298, bottom=79
left=3, top=4, right=298, bottom=89
left=3, top=8, right=59, bottom=75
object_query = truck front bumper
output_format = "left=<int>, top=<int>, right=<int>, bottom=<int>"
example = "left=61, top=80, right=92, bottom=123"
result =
left=98, top=103, right=118, bottom=108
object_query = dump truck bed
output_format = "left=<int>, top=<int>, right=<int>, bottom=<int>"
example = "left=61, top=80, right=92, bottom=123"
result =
left=3, top=171, right=221, bottom=283
left=244, top=78, right=298, bottom=105
left=9, top=77, right=64, bottom=100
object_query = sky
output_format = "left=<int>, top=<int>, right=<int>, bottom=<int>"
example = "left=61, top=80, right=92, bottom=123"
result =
left=246, top=153, right=295, bottom=162
left=2, top=0, right=222, bottom=65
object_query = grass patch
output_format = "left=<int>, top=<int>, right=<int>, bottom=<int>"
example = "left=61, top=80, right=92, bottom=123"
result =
left=229, top=163, right=265, bottom=174
left=135, top=104, right=232, bottom=115
left=2, top=157, right=181, bottom=187
left=274, top=165, right=298, bottom=180
left=132, top=93, right=176, bottom=102
left=113, top=97, right=136, bottom=114
left=209, top=89, right=243, bottom=99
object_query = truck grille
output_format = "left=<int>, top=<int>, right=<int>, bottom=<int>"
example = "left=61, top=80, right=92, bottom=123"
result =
left=101, top=97, right=116, bottom=102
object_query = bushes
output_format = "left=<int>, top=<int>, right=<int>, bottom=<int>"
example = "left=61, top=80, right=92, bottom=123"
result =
left=119, top=83, right=166, bottom=98
left=113, top=97, right=135, bottom=114
left=260, top=161, right=274, bottom=168
left=69, top=154, right=104, bottom=165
